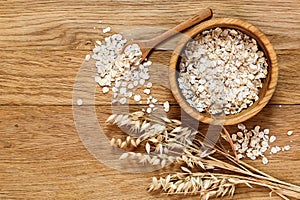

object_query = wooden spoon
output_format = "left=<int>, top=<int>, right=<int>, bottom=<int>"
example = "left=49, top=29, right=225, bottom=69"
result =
left=123, top=8, right=213, bottom=61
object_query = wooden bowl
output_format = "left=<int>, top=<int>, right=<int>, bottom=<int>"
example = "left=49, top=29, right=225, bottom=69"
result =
left=169, top=18, right=278, bottom=125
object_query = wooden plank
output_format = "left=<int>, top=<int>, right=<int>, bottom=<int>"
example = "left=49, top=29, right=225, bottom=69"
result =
left=0, top=0, right=299, bottom=51
left=0, top=49, right=299, bottom=105
left=0, top=105, right=299, bottom=199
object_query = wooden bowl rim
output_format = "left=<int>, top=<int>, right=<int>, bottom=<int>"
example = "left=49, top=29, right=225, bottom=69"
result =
left=169, top=18, right=278, bottom=125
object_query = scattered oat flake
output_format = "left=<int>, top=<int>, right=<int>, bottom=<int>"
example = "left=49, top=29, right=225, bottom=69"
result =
left=238, top=124, right=246, bottom=130
left=149, top=104, right=155, bottom=108
left=133, top=81, right=138, bottom=86
left=264, top=129, right=270, bottom=134
left=262, top=157, right=268, bottom=165
left=163, top=101, right=170, bottom=112
left=151, top=98, right=158, bottom=103
left=112, top=87, right=118, bottom=93
left=261, top=146, right=267, bottom=153
left=270, top=147, right=277, bottom=154
left=146, top=98, right=151, bottom=104
left=269, top=135, right=276, bottom=143
left=287, top=130, right=293, bottom=136
left=254, top=126, right=260, bottom=133
left=126, top=92, right=133, bottom=98
left=96, top=40, right=102, bottom=45
left=102, top=87, right=109, bottom=93
left=143, top=60, right=152, bottom=67
left=231, top=134, right=237, bottom=141
left=98, top=20, right=102, bottom=24
left=119, top=97, right=127, bottom=104
left=143, top=89, right=151, bottom=95
left=237, top=154, right=243, bottom=159
left=128, top=83, right=134, bottom=89
left=284, top=145, right=291, bottom=151
left=261, top=140, right=268, bottom=147
left=275, top=146, right=281, bottom=152
left=146, top=82, right=153, bottom=88
left=133, top=94, right=141, bottom=102
left=119, top=87, right=126, bottom=95
left=146, top=108, right=152, bottom=114
left=139, top=79, right=145, bottom=85
left=237, top=132, right=243, bottom=138
left=77, top=99, right=83, bottom=106
left=103, top=26, right=111, bottom=33
left=85, top=54, right=91, bottom=61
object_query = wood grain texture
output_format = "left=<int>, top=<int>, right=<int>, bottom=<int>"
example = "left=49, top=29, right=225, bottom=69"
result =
left=0, top=105, right=299, bottom=200
left=0, top=49, right=299, bottom=105
left=0, top=0, right=299, bottom=199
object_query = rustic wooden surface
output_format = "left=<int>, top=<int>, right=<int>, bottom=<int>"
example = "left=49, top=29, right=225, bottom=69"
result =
left=0, top=0, right=299, bottom=199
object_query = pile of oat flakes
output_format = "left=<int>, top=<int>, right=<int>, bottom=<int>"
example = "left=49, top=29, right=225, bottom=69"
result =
left=233, top=124, right=293, bottom=165
left=84, top=25, right=170, bottom=114
left=178, top=27, right=268, bottom=115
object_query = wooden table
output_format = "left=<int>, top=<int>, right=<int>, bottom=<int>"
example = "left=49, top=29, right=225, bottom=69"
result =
left=0, top=1, right=299, bottom=199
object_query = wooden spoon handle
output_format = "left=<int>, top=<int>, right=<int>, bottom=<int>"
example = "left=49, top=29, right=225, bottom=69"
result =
left=149, top=8, right=213, bottom=47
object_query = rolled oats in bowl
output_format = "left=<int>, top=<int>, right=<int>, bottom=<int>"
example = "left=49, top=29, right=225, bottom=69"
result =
left=178, top=27, right=268, bottom=115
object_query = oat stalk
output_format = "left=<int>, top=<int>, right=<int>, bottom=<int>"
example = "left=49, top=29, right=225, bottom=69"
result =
left=107, top=111, right=300, bottom=200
